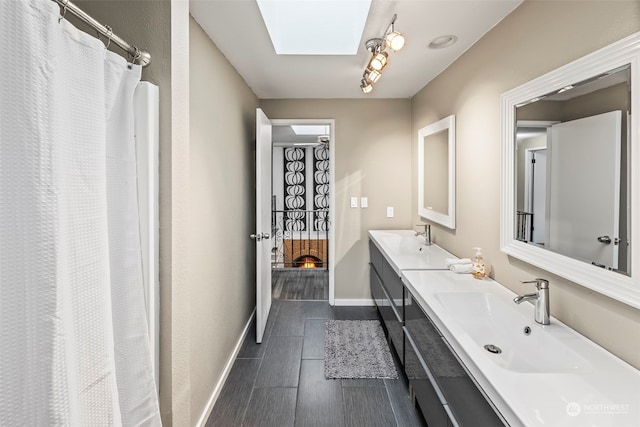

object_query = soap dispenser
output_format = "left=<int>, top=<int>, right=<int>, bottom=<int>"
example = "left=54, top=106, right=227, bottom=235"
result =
left=471, top=247, right=486, bottom=279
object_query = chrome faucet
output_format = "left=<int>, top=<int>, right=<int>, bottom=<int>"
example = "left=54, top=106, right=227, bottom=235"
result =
left=415, top=223, right=432, bottom=246
left=514, top=278, right=550, bottom=325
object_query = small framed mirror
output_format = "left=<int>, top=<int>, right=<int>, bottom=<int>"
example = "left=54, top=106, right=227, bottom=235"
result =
left=418, top=115, right=456, bottom=229
left=501, top=32, right=640, bottom=308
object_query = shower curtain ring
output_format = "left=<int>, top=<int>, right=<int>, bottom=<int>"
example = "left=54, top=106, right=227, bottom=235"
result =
left=58, top=0, right=69, bottom=23
left=128, top=47, right=141, bottom=69
left=101, top=25, right=113, bottom=49
left=97, top=26, right=113, bottom=49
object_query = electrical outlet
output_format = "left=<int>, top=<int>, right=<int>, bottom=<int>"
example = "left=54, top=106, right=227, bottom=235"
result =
left=386, top=207, right=394, bottom=218
left=361, top=197, right=368, bottom=208
left=350, top=197, right=358, bottom=208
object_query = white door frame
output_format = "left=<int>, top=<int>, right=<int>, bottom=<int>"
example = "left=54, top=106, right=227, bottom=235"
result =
left=523, top=146, right=547, bottom=214
left=523, top=147, right=547, bottom=244
left=271, top=118, right=336, bottom=305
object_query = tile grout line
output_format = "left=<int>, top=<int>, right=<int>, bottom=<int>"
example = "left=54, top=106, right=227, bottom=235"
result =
left=383, top=379, right=401, bottom=427
left=238, top=303, right=279, bottom=426
left=238, top=342, right=267, bottom=426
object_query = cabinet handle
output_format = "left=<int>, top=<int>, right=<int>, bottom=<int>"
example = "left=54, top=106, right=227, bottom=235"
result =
left=443, top=404, right=460, bottom=427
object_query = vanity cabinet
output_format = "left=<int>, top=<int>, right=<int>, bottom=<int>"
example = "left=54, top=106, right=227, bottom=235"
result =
left=404, top=291, right=503, bottom=427
left=369, top=238, right=503, bottom=427
left=369, top=240, right=404, bottom=364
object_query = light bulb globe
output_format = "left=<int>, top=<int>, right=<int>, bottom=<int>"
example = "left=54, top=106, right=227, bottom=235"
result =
left=385, top=31, right=405, bottom=51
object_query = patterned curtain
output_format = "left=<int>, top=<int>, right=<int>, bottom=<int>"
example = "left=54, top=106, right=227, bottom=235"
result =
left=284, top=148, right=306, bottom=231
left=314, top=146, right=329, bottom=231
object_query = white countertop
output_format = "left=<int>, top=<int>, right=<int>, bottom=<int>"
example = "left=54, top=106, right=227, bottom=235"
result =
left=368, top=229, right=456, bottom=275
left=401, top=270, right=640, bottom=427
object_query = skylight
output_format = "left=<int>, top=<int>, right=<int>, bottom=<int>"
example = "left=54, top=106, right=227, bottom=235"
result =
left=291, top=125, right=329, bottom=135
left=256, top=0, right=372, bottom=55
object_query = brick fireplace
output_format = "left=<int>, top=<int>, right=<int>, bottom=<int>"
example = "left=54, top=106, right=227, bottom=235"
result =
left=282, top=239, right=328, bottom=268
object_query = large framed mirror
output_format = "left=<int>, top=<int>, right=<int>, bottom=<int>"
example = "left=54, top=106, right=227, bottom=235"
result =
left=418, top=115, right=456, bottom=229
left=501, top=32, right=640, bottom=308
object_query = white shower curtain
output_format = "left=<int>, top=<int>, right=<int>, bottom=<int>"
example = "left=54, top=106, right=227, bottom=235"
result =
left=0, top=0, right=161, bottom=425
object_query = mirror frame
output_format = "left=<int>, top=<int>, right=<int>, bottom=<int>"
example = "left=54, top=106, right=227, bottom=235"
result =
left=418, top=115, right=456, bottom=229
left=500, top=31, right=640, bottom=309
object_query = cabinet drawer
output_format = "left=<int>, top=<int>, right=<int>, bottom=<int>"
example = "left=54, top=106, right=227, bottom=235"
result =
left=381, top=301, right=403, bottom=364
left=370, top=264, right=385, bottom=308
left=405, top=291, right=504, bottom=427
left=370, top=265, right=403, bottom=363
left=369, top=239, right=383, bottom=276
left=404, top=296, right=464, bottom=383
left=369, top=238, right=403, bottom=318
left=381, top=258, right=404, bottom=315
left=404, top=326, right=448, bottom=427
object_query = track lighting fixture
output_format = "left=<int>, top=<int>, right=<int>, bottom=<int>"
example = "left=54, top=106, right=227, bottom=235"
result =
left=359, top=14, right=405, bottom=94
left=364, top=68, right=381, bottom=83
left=369, top=51, right=388, bottom=71
left=360, top=78, right=373, bottom=94
left=384, top=15, right=405, bottom=52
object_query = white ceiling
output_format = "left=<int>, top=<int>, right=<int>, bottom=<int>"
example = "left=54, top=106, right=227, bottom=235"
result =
left=190, top=0, right=524, bottom=99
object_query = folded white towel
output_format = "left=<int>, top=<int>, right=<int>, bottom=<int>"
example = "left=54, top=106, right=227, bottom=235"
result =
left=445, top=258, right=472, bottom=267
left=450, top=263, right=474, bottom=274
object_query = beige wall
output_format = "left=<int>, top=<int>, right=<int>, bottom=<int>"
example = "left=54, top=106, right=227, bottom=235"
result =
left=170, top=1, right=190, bottom=424
left=188, top=16, right=259, bottom=424
left=411, top=0, right=640, bottom=368
left=261, top=99, right=411, bottom=300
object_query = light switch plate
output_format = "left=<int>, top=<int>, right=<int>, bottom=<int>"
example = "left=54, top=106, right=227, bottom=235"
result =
left=350, top=197, right=358, bottom=208
left=386, top=206, right=394, bottom=218
left=361, top=197, right=368, bottom=208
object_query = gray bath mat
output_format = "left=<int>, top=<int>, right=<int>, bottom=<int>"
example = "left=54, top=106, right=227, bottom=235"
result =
left=324, top=320, right=398, bottom=379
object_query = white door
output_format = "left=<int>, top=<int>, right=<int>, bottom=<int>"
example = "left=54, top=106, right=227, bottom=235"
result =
left=253, top=108, right=273, bottom=343
left=548, top=111, right=621, bottom=269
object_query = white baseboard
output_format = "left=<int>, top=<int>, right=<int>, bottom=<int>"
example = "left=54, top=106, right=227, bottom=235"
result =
left=333, top=298, right=375, bottom=306
left=195, top=308, right=256, bottom=427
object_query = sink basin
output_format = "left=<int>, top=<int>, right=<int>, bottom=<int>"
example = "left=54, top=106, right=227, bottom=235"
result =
left=434, top=291, right=592, bottom=374
left=401, top=270, right=640, bottom=427
left=368, top=230, right=454, bottom=274
left=379, top=235, right=431, bottom=255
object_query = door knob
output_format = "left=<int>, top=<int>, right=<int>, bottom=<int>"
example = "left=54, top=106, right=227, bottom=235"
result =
left=250, top=233, right=262, bottom=241
left=262, top=232, right=270, bottom=239
left=597, top=235, right=612, bottom=244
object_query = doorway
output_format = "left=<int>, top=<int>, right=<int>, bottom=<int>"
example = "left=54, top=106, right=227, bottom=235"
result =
left=524, top=147, right=547, bottom=245
left=270, top=119, right=335, bottom=304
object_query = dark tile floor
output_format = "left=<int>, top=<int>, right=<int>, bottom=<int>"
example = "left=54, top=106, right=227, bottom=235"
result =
left=206, top=300, right=427, bottom=427
left=272, top=269, right=329, bottom=301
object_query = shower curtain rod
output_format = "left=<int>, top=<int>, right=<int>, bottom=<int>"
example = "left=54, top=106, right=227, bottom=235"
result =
left=53, top=0, right=151, bottom=67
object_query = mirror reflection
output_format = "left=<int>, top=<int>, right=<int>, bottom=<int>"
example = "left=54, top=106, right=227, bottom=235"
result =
left=418, top=115, right=455, bottom=229
left=514, top=65, right=631, bottom=275
left=423, top=129, right=449, bottom=215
